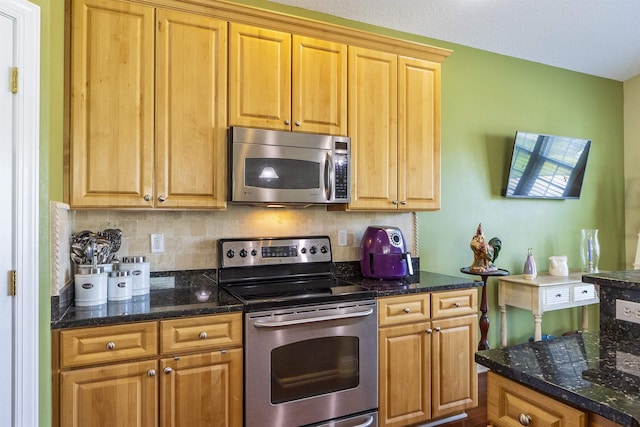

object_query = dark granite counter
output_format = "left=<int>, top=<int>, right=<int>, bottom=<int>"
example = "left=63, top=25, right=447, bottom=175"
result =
left=475, top=332, right=640, bottom=427
left=51, top=270, right=243, bottom=329
left=582, top=271, right=640, bottom=292
left=52, top=267, right=480, bottom=329
left=345, top=270, right=482, bottom=296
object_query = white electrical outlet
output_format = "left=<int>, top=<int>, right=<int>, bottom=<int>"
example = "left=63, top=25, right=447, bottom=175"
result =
left=151, top=233, right=165, bottom=253
left=338, top=230, right=348, bottom=247
left=616, top=299, right=640, bottom=324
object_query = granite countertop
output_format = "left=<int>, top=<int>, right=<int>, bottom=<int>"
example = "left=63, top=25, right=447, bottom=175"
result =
left=51, top=270, right=243, bottom=329
left=347, top=270, right=482, bottom=296
left=582, top=271, right=640, bottom=291
left=52, top=268, right=480, bottom=329
left=476, top=332, right=640, bottom=427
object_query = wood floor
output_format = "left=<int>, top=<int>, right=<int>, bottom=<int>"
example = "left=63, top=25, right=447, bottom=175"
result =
left=440, top=372, right=487, bottom=427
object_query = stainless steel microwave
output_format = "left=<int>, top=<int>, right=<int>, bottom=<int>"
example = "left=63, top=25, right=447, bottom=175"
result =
left=229, top=127, right=350, bottom=205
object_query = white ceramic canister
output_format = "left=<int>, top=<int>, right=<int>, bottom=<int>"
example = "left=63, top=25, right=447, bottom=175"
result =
left=107, top=270, right=133, bottom=301
left=77, top=263, right=113, bottom=274
left=74, top=267, right=108, bottom=307
left=120, top=256, right=150, bottom=296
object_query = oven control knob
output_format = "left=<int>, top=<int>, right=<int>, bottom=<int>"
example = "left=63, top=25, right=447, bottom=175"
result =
left=301, top=247, right=307, bottom=254
left=320, top=245, right=328, bottom=254
left=251, top=249, right=257, bottom=257
left=310, top=246, right=317, bottom=254
left=226, top=249, right=235, bottom=258
left=239, top=249, right=248, bottom=258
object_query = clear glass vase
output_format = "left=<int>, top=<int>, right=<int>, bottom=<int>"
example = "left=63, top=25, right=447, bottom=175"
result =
left=580, top=229, right=600, bottom=273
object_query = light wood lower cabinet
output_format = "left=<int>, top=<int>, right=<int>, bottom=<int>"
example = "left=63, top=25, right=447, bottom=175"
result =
left=54, top=313, right=242, bottom=427
left=378, top=290, right=478, bottom=427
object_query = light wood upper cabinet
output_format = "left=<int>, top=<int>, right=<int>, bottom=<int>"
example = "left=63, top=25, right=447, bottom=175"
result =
left=69, top=0, right=227, bottom=208
left=155, top=10, right=227, bottom=209
left=344, top=47, right=441, bottom=211
left=70, top=0, right=155, bottom=207
left=229, top=23, right=347, bottom=135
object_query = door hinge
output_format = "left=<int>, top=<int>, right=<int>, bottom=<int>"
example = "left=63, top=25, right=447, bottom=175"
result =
left=11, top=67, right=18, bottom=94
left=9, top=270, right=16, bottom=296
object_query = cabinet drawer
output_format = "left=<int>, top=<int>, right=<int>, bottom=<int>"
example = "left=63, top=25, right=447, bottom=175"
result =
left=378, top=294, right=430, bottom=326
left=431, top=288, right=477, bottom=319
left=161, top=312, right=242, bottom=354
left=488, top=372, right=586, bottom=427
left=60, top=321, right=158, bottom=368
left=544, top=286, right=570, bottom=306
left=574, top=284, right=597, bottom=301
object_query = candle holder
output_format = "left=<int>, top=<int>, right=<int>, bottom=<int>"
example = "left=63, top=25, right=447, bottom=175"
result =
left=580, top=229, right=600, bottom=273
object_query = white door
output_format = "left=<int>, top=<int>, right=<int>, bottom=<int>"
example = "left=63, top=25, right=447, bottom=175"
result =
left=0, top=11, right=16, bottom=421
left=0, top=0, right=40, bottom=426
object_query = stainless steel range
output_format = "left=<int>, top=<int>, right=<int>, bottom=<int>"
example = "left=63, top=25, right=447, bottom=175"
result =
left=218, top=236, right=378, bottom=427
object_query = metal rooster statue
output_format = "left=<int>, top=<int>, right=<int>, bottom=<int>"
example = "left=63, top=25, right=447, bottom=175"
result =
left=469, top=223, right=502, bottom=273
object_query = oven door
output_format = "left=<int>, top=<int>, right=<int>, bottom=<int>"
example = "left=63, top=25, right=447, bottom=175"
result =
left=244, top=300, right=378, bottom=427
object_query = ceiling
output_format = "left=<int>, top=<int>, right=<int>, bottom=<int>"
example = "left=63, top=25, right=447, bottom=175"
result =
left=268, top=0, right=640, bottom=82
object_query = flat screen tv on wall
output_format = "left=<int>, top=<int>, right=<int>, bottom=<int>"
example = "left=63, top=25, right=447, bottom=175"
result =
left=503, top=131, right=591, bottom=199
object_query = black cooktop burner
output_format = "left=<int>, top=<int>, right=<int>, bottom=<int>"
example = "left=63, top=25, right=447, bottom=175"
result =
left=221, top=278, right=375, bottom=312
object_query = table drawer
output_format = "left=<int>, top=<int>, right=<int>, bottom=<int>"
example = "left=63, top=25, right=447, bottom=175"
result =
left=378, top=294, right=430, bottom=326
left=60, top=321, right=158, bottom=368
left=544, top=286, right=570, bottom=306
left=488, top=372, right=586, bottom=427
left=431, top=288, right=477, bottom=319
left=574, top=284, right=597, bottom=301
left=160, top=312, right=242, bottom=354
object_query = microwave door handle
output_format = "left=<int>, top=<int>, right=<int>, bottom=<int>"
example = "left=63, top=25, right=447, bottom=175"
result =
left=324, top=152, right=333, bottom=201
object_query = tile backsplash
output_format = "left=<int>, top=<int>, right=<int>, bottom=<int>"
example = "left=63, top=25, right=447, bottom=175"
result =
left=51, top=202, right=416, bottom=296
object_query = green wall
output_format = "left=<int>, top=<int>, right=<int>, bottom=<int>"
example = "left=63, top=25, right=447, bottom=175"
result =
left=38, top=0, right=624, bottom=425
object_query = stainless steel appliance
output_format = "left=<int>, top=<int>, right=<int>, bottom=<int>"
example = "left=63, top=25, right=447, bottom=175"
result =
left=228, top=127, right=350, bottom=205
left=218, top=236, right=378, bottom=427
left=360, top=226, right=413, bottom=279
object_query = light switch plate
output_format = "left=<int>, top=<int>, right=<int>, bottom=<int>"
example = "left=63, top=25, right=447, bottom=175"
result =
left=615, top=299, right=640, bottom=324
left=338, top=230, right=348, bottom=247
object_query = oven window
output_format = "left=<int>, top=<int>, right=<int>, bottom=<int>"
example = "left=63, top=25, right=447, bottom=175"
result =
left=271, top=336, right=359, bottom=404
left=245, top=158, right=319, bottom=189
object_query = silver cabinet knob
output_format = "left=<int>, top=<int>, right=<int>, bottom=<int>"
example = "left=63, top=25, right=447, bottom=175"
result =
left=435, top=326, right=441, bottom=332
left=401, top=200, right=407, bottom=205
left=106, top=341, right=116, bottom=350
left=144, top=194, right=151, bottom=201
left=163, top=367, right=173, bottom=374
left=403, top=307, right=411, bottom=313
left=199, top=331, right=208, bottom=339
left=295, top=121, right=301, bottom=126
left=518, top=414, right=532, bottom=426
left=426, top=328, right=433, bottom=334
left=284, top=120, right=291, bottom=125
left=393, top=200, right=399, bottom=205
left=147, top=369, right=156, bottom=377
left=158, top=195, right=166, bottom=202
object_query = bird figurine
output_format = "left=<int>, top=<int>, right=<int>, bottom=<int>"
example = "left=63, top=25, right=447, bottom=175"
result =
left=469, top=223, right=502, bottom=273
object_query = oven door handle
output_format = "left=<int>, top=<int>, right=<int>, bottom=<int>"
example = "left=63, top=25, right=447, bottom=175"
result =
left=252, top=308, right=374, bottom=328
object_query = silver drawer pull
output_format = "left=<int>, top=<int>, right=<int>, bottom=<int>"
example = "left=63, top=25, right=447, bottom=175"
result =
left=199, top=331, right=207, bottom=339
left=582, top=289, right=589, bottom=294
left=403, top=307, right=411, bottom=313
left=518, top=413, right=532, bottom=426
left=555, top=293, right=562, bottom=298
left=454, top=302, right=461, bottom=307
left=106, top=341, right=116, bottom=350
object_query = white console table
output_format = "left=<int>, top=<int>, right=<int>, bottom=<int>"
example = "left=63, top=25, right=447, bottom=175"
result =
left=498, top=272, right=599, bottom=347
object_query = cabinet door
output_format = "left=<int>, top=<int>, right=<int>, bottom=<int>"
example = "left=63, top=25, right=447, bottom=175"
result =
left=70, top=0, right=155, bottom=208
left=292, top=36, right=347, bottom=135
left=398, top=57, right=441, bottom=210
left=379, top=322, right=431, bottom=427
left=60, top=360, right=158, bottom=427
left=431, top=314, right=478, bottom=418
left=156, top=10, right=227, bottom=208
left=228, top=23, right=291, bottom=130
left=160, top=349, right=243, bottom=427
left=347, top=47, right=398, bottom=210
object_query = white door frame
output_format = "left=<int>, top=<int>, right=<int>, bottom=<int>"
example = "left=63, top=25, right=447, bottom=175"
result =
left=0, top=0, right=40, bottom=426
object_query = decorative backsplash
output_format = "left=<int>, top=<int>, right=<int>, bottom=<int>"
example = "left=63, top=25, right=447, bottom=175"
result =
left=50, top=202, right=416, bottom=296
